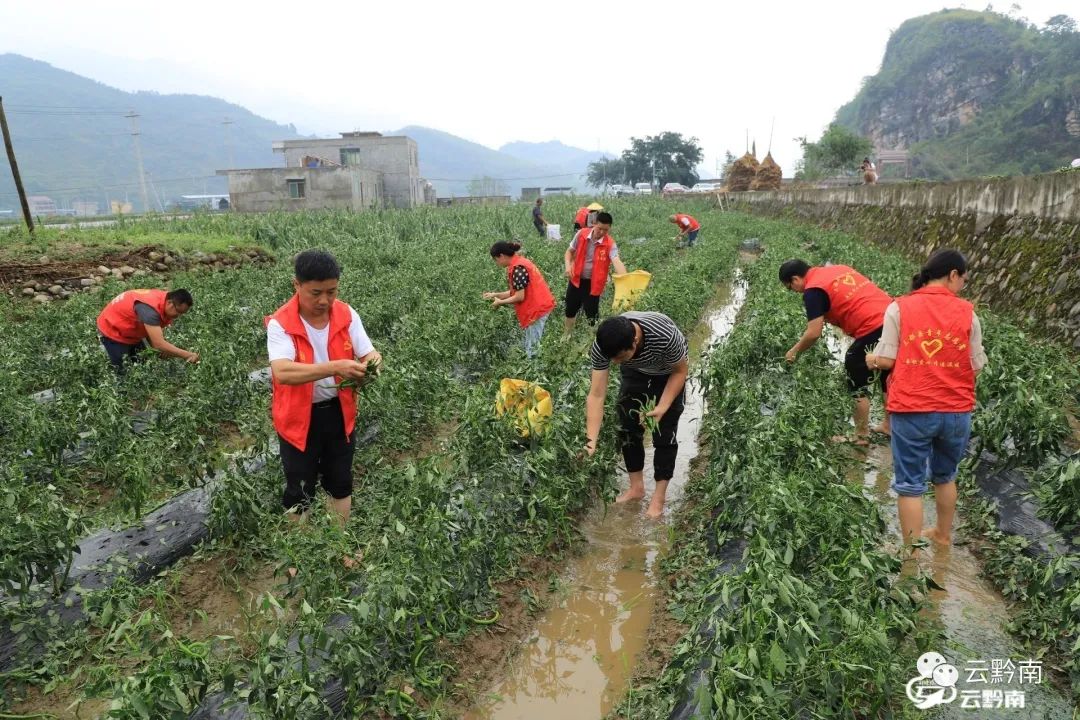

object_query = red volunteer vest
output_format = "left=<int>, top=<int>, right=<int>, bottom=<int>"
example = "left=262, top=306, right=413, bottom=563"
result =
left=96, top=289, right=174, bottom=345
left=887, top=286, right=976, bottom=414
left=508, top=256, right=556, bottom=328
left=265, top=296, right=358, bottom=452
left=675, top=213, right=700, bottom=231
left=570, top=228, right=614, bottom=296
left=574, top=207, right=589, bottom=226
left=804, top=265, right=891, bottom=339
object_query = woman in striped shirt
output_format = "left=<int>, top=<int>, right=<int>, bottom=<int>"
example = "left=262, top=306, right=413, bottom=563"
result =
left=584, top=312, right=689, bottom=518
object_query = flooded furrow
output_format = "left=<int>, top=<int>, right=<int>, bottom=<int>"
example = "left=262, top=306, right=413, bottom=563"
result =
left=859, top=431, right=1072, bottom=717
left=466, top=273, right=747, bottom=720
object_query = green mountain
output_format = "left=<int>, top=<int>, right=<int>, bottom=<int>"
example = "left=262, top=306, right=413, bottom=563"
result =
left=0, top=54, right=301, bottom=213
left=0, top=54, right=599, bottom=213
left=499, top=140, right=608, bottom=175
left=834, top=9, right=1080, bottom=179
left=391, top=127, right=590, bottom=198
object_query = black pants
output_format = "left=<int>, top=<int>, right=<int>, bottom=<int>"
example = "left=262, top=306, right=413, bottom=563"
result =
left=616, top=368, right=685, bottom=481
left=565, top=279, right=601, bottom=321
left=100, top=335, right=148, bottom=374
left=534, top=221, right=545, bottom=236
left=279, top=398, right=356, bottom=512
left=845, top=327, right=891, bottom=397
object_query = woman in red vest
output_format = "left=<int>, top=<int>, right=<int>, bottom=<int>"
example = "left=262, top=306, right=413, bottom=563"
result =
left=563, top=211, right=628, bottom=332
left=96, top=288, right=198, bottom=374
left=780, top=259, right=893, bottom=444
left=483, top=242, right=556, bottom=358
left=266, top=250, right=381, bottom=528
left=865, top=250, right=987, bottom=547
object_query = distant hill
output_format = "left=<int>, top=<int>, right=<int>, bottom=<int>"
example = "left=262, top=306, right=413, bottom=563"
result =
left=0, top=54, right=301, bottom=212
left=499, top=140, right=608, bottom=174
left=392, top=127, right=593, bottom=197
left=0, top=54, right=602, bottom=213
left=834, top=10, right=1080, bottom=178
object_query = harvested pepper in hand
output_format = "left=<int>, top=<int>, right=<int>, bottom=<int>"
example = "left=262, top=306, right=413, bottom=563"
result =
left=334, top=357, right=380, bottom=390
left=636, top=397, right=660, bottom=435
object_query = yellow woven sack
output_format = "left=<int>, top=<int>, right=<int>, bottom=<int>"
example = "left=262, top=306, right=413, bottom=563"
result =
left=494, top=379, right=552, bottom=437
left=612, top=270, right=652, bottom=311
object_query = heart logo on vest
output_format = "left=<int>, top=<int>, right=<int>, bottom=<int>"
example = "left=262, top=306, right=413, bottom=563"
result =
left=839, top=273, right=857, bottom=287
left=920, top=339, right=944, bottom=359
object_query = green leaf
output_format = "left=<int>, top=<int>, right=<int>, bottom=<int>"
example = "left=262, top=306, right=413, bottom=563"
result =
left=769, top=641, right=787, bottom=676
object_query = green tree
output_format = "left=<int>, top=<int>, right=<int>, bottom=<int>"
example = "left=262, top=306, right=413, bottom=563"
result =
left=1043, top=14, right=1076, bottom=34
left=619, top=132, right=703, bottom=186
left=466, top=176, right=509, bottom=197
left=586, top=157, right=626, bottom=188
left=795, top=124, right=874, bottom=180
left=719, top=150, right=738, bottom=182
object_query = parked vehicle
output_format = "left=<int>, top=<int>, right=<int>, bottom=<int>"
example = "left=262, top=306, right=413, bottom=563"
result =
left=634, top=182, right=653, bottom=195
left=690, top=183, right=717, bottom=193
left=663, top=183, right=689, bottom=193
left=609, top=184, right=637, bottom=197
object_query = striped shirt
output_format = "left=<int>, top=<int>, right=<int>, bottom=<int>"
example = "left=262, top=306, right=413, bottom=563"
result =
left=590, top=312, right=688, bottom=375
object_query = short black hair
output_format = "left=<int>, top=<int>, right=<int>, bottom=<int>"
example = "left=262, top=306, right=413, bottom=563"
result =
left=595, top=316, right=636, bottom=358
left=778, top=259, right=811, bottom=284
left=166, top=289, right=193, bottom=308
left=596, top=211, right=613, bottom=226
left=489, top=241, right=521, bottom=257
left=294, top=250, right=341, bottom=283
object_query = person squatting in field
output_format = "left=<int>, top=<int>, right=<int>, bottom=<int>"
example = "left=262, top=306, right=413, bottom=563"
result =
left=483, top=242, right=556, bottom=358
left=266, top=250, right=382, bottom=537
left=563, top=210, right=627, bottom=332
left=584, top=312, right=689, bottom=519
left=96, top=288, right=198, bottom=374
left=669, top=213, right=701, bottom=248
left=865, top=249, right=986, bottom=548
left=572, top=201, right=604, bottom=232
left=779, top=259, right=893, bottom=446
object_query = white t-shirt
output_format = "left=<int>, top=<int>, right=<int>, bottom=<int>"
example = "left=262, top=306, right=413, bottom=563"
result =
left=266, top=306, right=375, bottom=403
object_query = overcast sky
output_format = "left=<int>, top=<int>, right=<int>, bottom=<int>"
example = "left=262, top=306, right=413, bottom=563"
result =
left=1, top=0, right=1074, bottom=177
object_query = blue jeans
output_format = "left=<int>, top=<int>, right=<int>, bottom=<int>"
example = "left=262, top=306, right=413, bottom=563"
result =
left=686, top=229, right=700, bottom=247
left=524, top=313, right=549, bottom=358
left=890, top=412, right=972, bottom=497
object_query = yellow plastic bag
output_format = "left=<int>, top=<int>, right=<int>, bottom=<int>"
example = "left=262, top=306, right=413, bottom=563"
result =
left=612, top=270, right=652, bottom=311
left=494, top=379, right=552, bottom=437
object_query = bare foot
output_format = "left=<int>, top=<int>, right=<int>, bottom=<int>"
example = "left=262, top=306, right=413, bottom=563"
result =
left=924, top=528, right=951, bottom=546
left=342, top=551, right=364, bottom=569
left=871, top=425, right=891, bottom=437
left=616, top=488, right=645, bottom=503
left=645, top=502, right=665, bottom=519
left=831, top=434, right=870, bottom=447
left=287, top=567, right=298, bottom=579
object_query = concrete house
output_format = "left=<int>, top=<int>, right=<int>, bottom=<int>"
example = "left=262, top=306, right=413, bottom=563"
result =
left=219, top=131, right=429, bottom=213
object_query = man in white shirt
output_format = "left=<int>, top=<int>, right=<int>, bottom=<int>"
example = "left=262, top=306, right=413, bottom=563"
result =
left=266, top=250, right=381, bottom=528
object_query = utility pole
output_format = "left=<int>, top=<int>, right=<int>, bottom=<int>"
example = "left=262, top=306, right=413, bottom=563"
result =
left=0, top=96, right=35, bottom=234
left=223, top=116, right=235, bottom=169
left=126, top=110, right=151, bottom=214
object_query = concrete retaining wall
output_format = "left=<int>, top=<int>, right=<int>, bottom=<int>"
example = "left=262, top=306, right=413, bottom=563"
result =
left=732, top=172, right=1080, bottom=348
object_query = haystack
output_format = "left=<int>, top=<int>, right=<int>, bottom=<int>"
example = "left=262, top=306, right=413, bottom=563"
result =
left=750, top=152, right=782, bottom=191
left=727, top=152, right=759, bottom=192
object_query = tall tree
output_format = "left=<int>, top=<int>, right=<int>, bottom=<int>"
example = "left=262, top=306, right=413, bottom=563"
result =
left=794, top=124, right=873, bottom=180
left=620, top=132, right=704, bottom=186
left=466, top=176, right=509, bottom=197
left=586, top=157, right=626, bottom=188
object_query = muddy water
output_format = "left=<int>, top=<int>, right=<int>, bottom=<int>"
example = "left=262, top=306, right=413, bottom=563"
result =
left=861, top=445, right=1073, bottom=718
left=466, top=274, right=747, bottom=720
